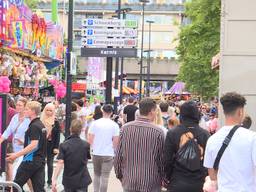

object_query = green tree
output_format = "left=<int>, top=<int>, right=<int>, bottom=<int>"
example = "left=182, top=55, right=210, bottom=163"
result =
left=177, top=0, right=221, bottom=100
left=24, top=0, right=38, bottom=10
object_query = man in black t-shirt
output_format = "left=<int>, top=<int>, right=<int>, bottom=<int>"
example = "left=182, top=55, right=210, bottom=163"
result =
left=7, top=101, right=46, bottom=192
left=52, top=119, right=92, bottom=192
left=123, top=97, right=138, bottom=123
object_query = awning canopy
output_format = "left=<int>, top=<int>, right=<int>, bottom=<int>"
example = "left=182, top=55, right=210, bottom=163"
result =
left=44, top=59, right=62, bottom=70
left=122, top=86, right=138, bottom=95
left=166, top=82, right=186, bottom=95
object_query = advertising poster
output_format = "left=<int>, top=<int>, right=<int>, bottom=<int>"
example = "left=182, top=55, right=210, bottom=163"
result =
left=0, top=94, right=7, bottom=173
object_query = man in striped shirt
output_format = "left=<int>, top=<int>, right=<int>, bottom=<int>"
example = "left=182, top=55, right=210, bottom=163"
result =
left=114, top=98, right=165, bottom=192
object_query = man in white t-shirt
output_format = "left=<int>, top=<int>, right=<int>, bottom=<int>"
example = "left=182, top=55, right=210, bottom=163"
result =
left=204, top=92, right=256, bottom=192
left=88, top=104, right=119, bottom=192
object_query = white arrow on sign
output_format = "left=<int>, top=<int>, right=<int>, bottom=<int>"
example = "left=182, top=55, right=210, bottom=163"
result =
left=81, top=38, right=137, bottom=48
left=81, top=28, right=138, bottom=38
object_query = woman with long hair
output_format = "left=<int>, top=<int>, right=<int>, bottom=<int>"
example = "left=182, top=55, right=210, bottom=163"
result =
left=41, top=103, right=60, bottom=187
left=154, top=106, right=168, bottom=138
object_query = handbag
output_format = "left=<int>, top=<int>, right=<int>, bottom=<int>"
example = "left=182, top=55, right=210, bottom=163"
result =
left=6, top=121, right=23, bottom=153
left=213, top=125, right=240, bottom=170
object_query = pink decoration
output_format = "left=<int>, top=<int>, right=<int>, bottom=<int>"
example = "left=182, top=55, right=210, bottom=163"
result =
left=0, top=76, right=11, bottom=93
left=49, top=79, right=58, bottom=87
left=55, top=82, right=66, bottom=99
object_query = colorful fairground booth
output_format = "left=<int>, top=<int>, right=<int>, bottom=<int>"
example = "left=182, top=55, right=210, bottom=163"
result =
left=0, top=0, right=64, bottom=172
left=0, top=0, right=64, bottom=97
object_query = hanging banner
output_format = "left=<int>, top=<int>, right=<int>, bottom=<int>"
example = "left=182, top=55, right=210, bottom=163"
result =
left=88, top=57, right=104, bottom=82
left=46, top=24, right=64, bottom=60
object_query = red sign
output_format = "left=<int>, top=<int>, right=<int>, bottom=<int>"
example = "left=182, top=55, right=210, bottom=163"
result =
left=72, top=83, right=86, bottom=92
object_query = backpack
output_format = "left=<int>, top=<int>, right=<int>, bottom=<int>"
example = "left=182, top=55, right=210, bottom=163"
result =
left=162, top=115, right=170, bottom=129
left=175, top=132, right=203, bottom=171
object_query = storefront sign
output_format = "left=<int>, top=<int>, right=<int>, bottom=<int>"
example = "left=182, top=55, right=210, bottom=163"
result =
left=72, top=83, right=86, bottom=92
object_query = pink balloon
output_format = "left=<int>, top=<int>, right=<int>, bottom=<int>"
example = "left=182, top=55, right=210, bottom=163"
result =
left=0, top=86, right=3, bottom=92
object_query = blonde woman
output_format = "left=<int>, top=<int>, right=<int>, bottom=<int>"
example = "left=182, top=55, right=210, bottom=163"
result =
left=41, top=103, right=60, bottom=187
left=154, top=106, right=168, bottom=138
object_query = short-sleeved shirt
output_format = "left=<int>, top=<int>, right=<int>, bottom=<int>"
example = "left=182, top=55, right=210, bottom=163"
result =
left=57, top=134, right=92, bottom=189
left=23, top=118, right=47, bottom=162
left=204, top=126, right=256, bottom=192
left=89, top=118, right=119, bottom=156
left=123, top=105, right=138, bottom=122
left=2, top=114, right=30, bottom=153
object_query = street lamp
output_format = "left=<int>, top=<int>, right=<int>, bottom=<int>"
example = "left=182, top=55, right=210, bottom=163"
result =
left=139, top=0, right=149, bottom=100
left=115, top=8, right=132, bottom=104
left=145, top=20, right=154, bottom=97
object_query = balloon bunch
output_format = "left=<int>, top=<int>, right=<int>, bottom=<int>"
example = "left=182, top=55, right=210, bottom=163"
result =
left=0, top=76, right=11, bottom=93
left=55, top=83, right=66, bottom=99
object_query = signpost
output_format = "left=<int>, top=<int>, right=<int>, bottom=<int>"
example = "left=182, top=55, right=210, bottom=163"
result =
left=81, top=38, right=137, bottom=48
left=80, top=18, right=138, bottom=104
left=82, top=19, right=137, bottom=28
left=81, top=28, right=137, bottom=38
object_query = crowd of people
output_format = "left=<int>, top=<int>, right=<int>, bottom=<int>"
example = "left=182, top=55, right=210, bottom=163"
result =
left=1, top=92, right=256, bottom=192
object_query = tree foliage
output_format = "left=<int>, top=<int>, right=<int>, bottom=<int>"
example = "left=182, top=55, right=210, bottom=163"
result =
left=177, top=0, right=221, bottom=100
left=24, top=0, right=38, bottom=10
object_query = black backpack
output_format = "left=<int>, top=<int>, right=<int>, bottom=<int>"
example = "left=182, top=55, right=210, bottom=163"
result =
left=175, top=132, right=202, bottom=171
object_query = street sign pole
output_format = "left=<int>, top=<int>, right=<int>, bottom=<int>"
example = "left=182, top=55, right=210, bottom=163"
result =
left=106, top=57, right=113, bottom=104
left=114, top=0, right=122, bottom=114
left=139, top=2, right=146, bottom=100
left=65, top=0, right=73, bottom=138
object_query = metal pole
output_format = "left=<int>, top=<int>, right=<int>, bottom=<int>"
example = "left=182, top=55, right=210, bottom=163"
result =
left=120, top=10, right=126, bottom=105
left=139, top=2, right=145, bottom=100
left=65, top=0, right=73, bottom=138
left=147, top=22, right=152, bottom=97
left=114, top=0, right=122, bottom=114
left=106, top=57, right=113, bottom=104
